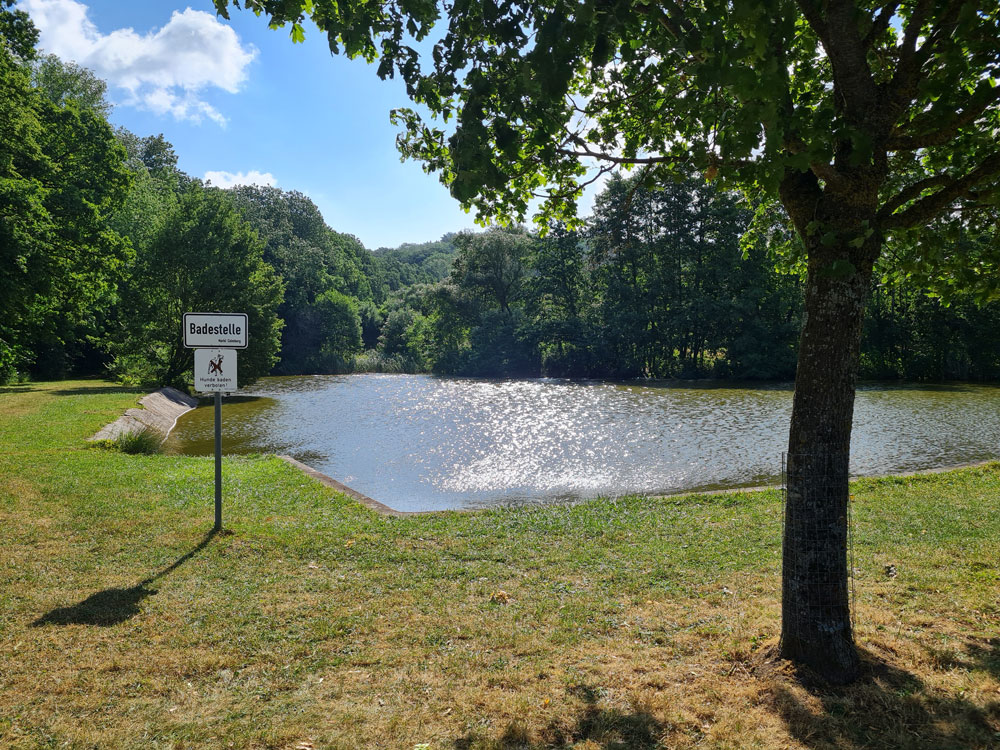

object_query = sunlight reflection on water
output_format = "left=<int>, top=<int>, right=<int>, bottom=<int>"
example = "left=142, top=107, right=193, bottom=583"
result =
left=164, top=374, right=1000, bottom=512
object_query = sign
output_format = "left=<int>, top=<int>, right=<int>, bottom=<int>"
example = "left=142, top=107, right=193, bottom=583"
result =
left=194, top=348, right=238, bottom=393
left=183, top=312, right=248, bottom=349
left=183, top=315, right=248, bottom=534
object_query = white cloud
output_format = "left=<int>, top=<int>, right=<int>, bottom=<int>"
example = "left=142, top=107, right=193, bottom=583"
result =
left=21, top=0, right=256, bottom=125
left=204, top=170, right=277, bottom=188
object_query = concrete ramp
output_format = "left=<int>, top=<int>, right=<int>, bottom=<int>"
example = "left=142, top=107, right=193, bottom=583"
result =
left=89, top=387, right=198, bottom=442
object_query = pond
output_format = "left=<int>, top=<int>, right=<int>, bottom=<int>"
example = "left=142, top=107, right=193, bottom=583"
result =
left=163, top=374, right=1000, bottom=512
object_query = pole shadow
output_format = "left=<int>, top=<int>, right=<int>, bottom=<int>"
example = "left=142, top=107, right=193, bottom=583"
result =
left=32, top=530, right=217, bottom=627
left=453, top=683, right=664, bottom=750
left=771, top=647, right=1000, bottom=749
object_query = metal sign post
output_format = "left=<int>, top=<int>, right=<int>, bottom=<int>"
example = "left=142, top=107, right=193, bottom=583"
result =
left=188, top=317, right=245, bottom=532
left=215, top=391, right=223, bottom=531
left=195, top=348, right=237, bottom=531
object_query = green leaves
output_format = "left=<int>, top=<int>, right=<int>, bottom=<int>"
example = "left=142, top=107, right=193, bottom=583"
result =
left=1, top=35, right=131, bottom=379
left=113, top=186, right=284, bottom=387
left=210, top=0, right=999, bottom=239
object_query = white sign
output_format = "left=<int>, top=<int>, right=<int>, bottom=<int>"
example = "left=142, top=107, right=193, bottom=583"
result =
left=184, top=312, right=248, bottom=349
left=194, top=348, right=238, bottom=393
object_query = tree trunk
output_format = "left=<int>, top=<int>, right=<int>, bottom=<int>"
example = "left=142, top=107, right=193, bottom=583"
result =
left=780, top=246, right=872, bottom=683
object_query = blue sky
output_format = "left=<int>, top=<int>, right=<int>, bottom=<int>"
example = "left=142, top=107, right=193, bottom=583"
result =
left=19, top=0, right=496, bottom=250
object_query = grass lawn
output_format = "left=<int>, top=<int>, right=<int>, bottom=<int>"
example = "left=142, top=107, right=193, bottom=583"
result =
left=0, top=379, right=998, bottom=749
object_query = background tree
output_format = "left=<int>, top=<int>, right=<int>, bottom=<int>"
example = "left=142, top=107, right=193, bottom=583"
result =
left=586, top=175, right=801, bottom=379
left=111, top=185, right=283, bottom=387
left=308, top=288, right=364, bottom=371
left=862, top=281, right=1000, bottom=380
left=1, top=6, right=130, bottom=380
left=372, top=234, right=458, bottom=289
left=110, top=131, right=185, bottom=260
left=216, top=0, right=1000, bottom=682
left=0, top=0, right=34, bottom=61
left=373, top=228, right=542, bottom=376
left=523, top=223, right=594, bottom=377
left=450, top=228, right=532, bottom=316
left=377, top=307, right=420, bottom=356
left=228, top=185, right=377, bottom=372
left=371, top=282, right=441, bottom=370
left=31, top=53, right=111, bottom=116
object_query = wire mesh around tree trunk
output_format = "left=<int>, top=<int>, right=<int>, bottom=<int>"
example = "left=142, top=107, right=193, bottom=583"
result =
left=780, top=452, right=856, bottom=650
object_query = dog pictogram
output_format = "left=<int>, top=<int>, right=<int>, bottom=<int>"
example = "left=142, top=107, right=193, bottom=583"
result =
left=208, top=353, right=224, bottom=375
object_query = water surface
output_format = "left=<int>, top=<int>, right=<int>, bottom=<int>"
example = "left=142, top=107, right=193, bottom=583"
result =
left=164, top=374, right=1000, bottom=512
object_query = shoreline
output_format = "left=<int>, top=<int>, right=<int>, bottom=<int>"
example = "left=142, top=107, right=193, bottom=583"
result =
left=277, top=455, right=1000, bottom=516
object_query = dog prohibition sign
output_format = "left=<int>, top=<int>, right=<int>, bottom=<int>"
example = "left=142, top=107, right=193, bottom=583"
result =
left=207, top=353, right=225, bottom=375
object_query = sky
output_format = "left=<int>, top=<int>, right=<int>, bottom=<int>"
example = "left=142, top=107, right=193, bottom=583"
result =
left=16, top=0, right=590, bottom=250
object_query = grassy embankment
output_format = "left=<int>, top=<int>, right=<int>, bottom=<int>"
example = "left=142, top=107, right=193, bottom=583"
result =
left=0, top=380, right=998, bottom=749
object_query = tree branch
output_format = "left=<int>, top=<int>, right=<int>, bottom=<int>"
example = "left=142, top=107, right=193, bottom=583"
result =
left=555, top=145, right=673, bottom=166
left=793, top=0, right=827, bottom=38
left=911, top=0, right=967, bottom=69
left=880, top=152, right=1000, bottom=229
left=900, top=0, right=934, bottom=60
left=785, top=136, right=851, bottom=193
left=555, top=142, right=763, bottom=173
left=797, top=0, right=879, bottom=120
left=808, top=160, right=852, bottom=193
left=863, top=2, right=899, bottom=49
left=532, top=165, right=615, bottom=203
left=886, top=0, right=963, bottom=109
left=884, top=0, right=934, bottom=106
left=655, top=1, right=698, bottom=45
left=879, top=174, right=952, bottom=218
left=967, top=185, right=1000, bottom=204
left=809, top=161, right=851, bottom=192
left=887, top=85, right=1000, bottom=150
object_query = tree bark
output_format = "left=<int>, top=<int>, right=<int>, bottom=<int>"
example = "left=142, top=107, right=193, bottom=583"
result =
left=780, top=242, right=873, bottom=683
left=776, top=162, right=884, bottom=683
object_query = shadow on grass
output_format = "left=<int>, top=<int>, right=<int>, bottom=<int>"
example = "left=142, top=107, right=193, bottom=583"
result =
left=453, top=684, right=663, bottom=750
left=50, top=385, right=145, bottom=397
left=32, top=530, right=217, bottom=627
left=0, top=384, right=38, bottom=394
left=919, top=637, right=1000, bottom=683
left=773, top=648, right=1000, bottom=749
left=967, top=639, right=1000, bottom=682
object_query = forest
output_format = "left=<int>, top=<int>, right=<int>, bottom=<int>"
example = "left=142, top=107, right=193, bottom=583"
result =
left=3, top=6, right=1000, bottom=389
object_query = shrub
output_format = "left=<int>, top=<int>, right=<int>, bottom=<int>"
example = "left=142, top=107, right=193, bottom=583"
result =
left=351, top=350, right=422, bottom=374
left=112, top=427, right=162, bottom=455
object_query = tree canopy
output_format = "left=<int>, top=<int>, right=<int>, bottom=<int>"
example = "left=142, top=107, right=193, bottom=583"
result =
left=110, top=185, right=284, bottom=387
left=1, top=8, right=131, bottom=379
left=31, top=53, right=111, bottom=116
left=215, top=1, right=999, bottom=240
